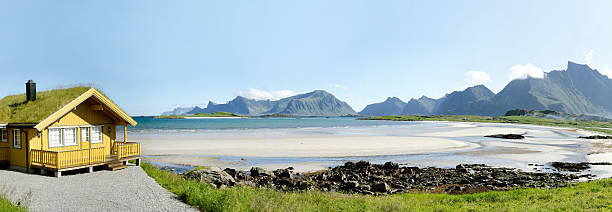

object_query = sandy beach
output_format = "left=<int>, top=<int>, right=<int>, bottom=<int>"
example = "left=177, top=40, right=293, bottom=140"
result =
left=134, top=121, right=611, bottom=175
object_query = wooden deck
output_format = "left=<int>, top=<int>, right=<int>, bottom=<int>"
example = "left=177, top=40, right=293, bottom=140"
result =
left=29, top=142, right=141, bottom=177
left=31, top=154, right=141, bottom=172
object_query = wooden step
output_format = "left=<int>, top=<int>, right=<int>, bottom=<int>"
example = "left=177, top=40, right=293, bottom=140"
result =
left=107, top=164, right=127, bottom=171
left=106, top=162, right=124, bottom=168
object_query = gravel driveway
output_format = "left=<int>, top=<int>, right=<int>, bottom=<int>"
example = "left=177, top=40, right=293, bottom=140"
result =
left=0, top=166, right=198, bottom=212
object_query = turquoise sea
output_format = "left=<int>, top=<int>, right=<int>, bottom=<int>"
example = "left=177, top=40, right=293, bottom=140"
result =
left=127, top=116, right=418, bottom=134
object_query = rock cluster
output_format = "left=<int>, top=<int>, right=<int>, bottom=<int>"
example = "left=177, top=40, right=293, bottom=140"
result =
left=551, top=162, right=612, bottom=172
left=183, top=161, right=591, bottom=195
left=578, top=135, right=612, bottom=139
left=183, top=167, right=235, bottom=188
left=484, top=134, right=525, bottom=139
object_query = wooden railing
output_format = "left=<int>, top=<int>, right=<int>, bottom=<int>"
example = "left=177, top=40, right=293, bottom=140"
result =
left=114, top=142, right=141, bottom=160
left=31, top=147, right=105, bottom=170
left=0, top=147, right=8, bottom=161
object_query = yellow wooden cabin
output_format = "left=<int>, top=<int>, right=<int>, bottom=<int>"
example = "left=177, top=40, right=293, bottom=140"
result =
left=0, top=81, right=140, bottom=177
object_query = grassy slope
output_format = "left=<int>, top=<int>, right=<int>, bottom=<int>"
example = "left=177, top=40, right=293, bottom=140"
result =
left=361, top=115, right=612, bottom=134
left=142, top=163, right=612, bottom=211
left=0, top=86, right=91, bottom=123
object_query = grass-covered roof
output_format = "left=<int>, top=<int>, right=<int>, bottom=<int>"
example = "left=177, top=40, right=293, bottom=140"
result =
left=0, top=86, right=91, bottom=124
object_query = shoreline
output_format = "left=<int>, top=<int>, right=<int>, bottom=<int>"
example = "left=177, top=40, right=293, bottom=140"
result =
left=135, top=121, right=611, bottom=177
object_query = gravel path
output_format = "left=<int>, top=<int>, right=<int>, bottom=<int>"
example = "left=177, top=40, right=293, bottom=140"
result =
left=0, top=166, right=198, bottom=212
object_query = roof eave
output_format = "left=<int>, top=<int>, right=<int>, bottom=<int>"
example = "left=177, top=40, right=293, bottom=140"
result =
left=34, top=88, right=138, bottom=131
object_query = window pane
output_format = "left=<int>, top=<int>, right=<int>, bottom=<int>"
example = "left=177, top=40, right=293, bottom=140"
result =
left=49, top=128, right=62, bottom=147
left=13, top=129, right=21, bottom=148
left=1, top=129, right=6, bottom=142
left=81, top=128, right=89, bottom=142
left=92, top=126, right=103, bottom=143
left=64, top=128, right=77, bottom=146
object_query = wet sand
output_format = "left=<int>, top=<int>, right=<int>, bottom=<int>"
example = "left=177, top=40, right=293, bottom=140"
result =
left=134, top=121, right=611, bottom=176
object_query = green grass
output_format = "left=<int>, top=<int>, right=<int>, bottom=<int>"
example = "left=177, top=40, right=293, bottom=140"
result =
left=0, top=193, right=27, bottom=212
left=361, top=115, right=612, bottom=134
left=142, top=163, right=612, bottom=211
left=0, top=86, right=91, bottom=123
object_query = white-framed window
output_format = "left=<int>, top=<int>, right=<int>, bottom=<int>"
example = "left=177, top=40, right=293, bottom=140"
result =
left=64, top=128, right=77, bottom=146
left=49, top=128, right=63, bottom=148
left=91, top=126, right=103, bottom=144
left=81, top=127, right=89, bottom=142
left=48, top=127, right=79, bottom=148
left=0, top=128, right=7, bottom=142
left=13, top=129, right=21, bottom=149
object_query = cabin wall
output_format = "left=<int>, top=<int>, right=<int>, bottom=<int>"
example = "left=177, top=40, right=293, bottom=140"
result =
left=40, top=101, right=117, bottom=155
left=0, top=129, right=8, bottom=148
left=7, top=128, right=29, bottom=168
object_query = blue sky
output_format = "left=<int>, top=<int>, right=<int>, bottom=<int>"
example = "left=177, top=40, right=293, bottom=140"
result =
left=1, top=1, right=611, bottom=115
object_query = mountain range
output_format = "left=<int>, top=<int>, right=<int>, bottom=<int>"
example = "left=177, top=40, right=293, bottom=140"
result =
left=360, top=61, right=612, bottom=118
left=165, top=90, right=357, bottom=116
left=162, top=61, right=612, bottom=118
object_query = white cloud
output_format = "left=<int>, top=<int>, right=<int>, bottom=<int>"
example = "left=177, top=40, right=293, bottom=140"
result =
left=586, top=49, right=595, bottom=68
left=585, top=49, right=612, bottom=78
left=236, top=88, right=297, bottom=101
left=509, top=63, right=544, bottom=80
left=464, top=71, right=490, bottom=85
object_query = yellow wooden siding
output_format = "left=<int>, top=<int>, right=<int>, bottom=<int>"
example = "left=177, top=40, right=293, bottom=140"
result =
left=50, top=101, right=114, bottom=126
left=0, top=147, right=8, bottom=161
left=42, top=100, right=116, bottom=154
left=34, top=88, right=137, bottom=131
left=29, top=129, right=41, bottom=150
left=8, top=128, right=27, bottom=167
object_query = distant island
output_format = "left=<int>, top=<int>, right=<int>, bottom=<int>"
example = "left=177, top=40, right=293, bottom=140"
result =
left=360, top=109, right=612, bottom=135
left=154, top=112, right=248, bottom=119
left=161, top=90, right=357, bottom=117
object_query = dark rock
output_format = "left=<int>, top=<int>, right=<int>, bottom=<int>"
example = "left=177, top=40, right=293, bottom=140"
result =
left=383, top=162, right=399, bottom=170
left=372, top=182, right=390, bottom=193
left=224, top=168, right=237, bottom=178
left=250, top=167, right=275, bottom=177
left=551, top=162, right=591, bottom=172
left=485, top=134, right=525, bottom=139
left=184, top=167, right=235, bottom=187
left=579, top=135, right=612, bottom=139
left=355, top=161, right=371, bottom=169
left=590, top=162, right=612, bottom=165
left=343, top=181, right=359, bottom=189
left=275, top=169, right=293, bottom=179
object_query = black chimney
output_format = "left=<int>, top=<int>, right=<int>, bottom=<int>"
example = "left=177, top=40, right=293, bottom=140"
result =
left=26, top=80, right=36, bottom=102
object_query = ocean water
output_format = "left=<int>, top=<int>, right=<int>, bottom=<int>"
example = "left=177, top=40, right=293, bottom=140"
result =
left=126, top=116, right=420, bottom=134
left=127, top=117, right=611, bottom=178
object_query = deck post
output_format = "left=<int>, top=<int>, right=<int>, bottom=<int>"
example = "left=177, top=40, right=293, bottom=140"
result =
left=88, top=166, right=94, bottom=173
left=136, top=158, right=141, bottom=166
left=55, top=171, right=62, bottom=178
left=123, top=124, right=127, bottom=144
left=56, top=152, right=61, bottom=170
